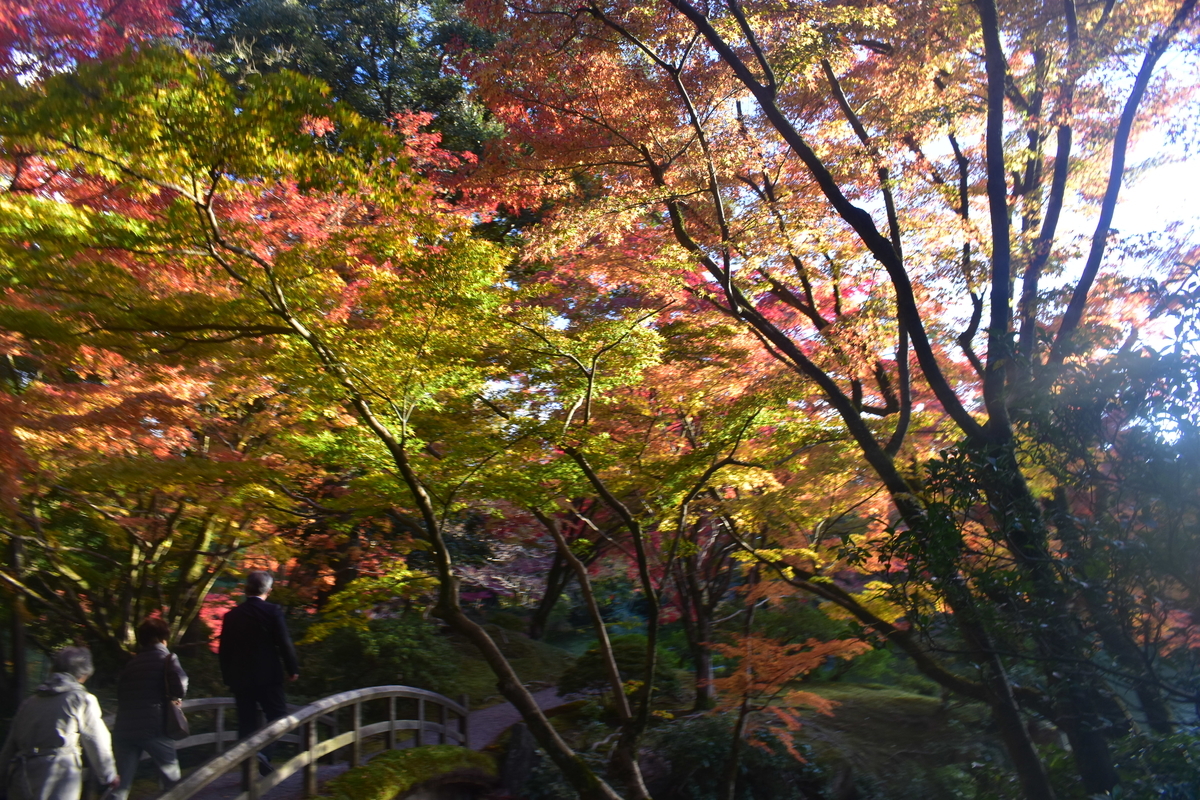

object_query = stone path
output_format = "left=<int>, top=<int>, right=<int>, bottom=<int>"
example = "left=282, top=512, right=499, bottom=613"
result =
left=177, top=688, right=567, bottom=800
left=466, top=687, right=563, bottom=750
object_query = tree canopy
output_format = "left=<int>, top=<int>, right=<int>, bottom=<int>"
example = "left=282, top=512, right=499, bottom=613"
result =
left=2, top=1, right=1200, bottom=798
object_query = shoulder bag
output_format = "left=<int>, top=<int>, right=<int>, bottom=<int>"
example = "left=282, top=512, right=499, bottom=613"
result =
left=163, top=653, right=190, bottom=741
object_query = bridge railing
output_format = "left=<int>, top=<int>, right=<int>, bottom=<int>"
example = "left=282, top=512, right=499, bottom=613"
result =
left=157, top=686, right=469, bottom=800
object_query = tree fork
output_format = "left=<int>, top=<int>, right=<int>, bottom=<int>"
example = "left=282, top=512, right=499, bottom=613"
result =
left=203, top=229, right=628, bottom=800
left=533, top=510, right=652, bottom=800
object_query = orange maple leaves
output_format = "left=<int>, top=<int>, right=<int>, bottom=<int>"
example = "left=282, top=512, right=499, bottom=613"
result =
left=711, top=632, right=871, bottom=760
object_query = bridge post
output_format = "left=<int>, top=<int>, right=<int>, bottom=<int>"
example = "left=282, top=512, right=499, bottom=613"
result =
left=459, top=695, right=469, bottom=747
left=242, top=758, right=258, bottom=800
left=303, top=721, right=317, bottom=798
left=386, top=696, right=396, bottom=750
left=215, top=706, right=225, bottom=754
left=416, top=698, right=425, bottom=747
left=350, top=701, right=362, bottom=767
left=439, top=702, right=447, bottom=744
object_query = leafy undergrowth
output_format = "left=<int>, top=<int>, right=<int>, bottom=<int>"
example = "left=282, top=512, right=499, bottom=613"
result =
left=319, top=745, right=496, bottom=800
left=796, top=684, right=1011, bottom=799
left=521, top=684, right=1009, bottom=799
left=449, top=624, right=576, bottom=706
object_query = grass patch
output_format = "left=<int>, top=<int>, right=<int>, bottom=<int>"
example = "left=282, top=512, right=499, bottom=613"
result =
left=797, top=684, right=1004, bottom=799
left=449, top=624, right=575, bottom=707
left=319, top=745, right=496, bottom=800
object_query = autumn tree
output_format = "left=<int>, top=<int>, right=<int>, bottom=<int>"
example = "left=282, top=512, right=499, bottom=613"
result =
left=0, top=44, right=653, bottom=800
left=462, top=0, right=1200, bottom=795
left=0, top=0, right=181, bottom=709
left=0, top=0, right=177, bottom=81
left=177, top=0, right=501, bottom=150
left=472, top=263, right=889, bottom=794
left=0, top=354, right=308, bottom=661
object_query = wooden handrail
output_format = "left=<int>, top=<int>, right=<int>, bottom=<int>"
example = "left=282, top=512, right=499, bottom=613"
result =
left=157, top=686, right=469, bottom=800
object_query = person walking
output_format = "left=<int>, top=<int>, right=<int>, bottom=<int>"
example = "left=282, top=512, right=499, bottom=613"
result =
left=218, top=571, right=299, bottom=775
left=0, top=647, right=118, bottom=800
left=110, top=618, right=188, bottom=800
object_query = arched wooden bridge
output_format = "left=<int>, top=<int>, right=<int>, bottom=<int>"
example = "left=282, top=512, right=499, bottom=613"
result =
left=155, top=686, right=469, bottom=800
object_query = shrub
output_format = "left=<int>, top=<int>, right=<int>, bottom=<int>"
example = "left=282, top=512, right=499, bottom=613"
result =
left=320, top=745, right=496, bottom=800
left=643, top=714, right=826, bottom=800
left=1041, top=727, right=1200, bottom=800
left=296, top=614, right=458, bottom=698
left=557, top=634, right=678, bottom=697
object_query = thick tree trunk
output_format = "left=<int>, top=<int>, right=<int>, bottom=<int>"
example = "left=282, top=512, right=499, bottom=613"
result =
left=0, top=618, right=6, bottom=711
left=930, top=538, right=1057, bottom=800
left=1051, top=489, right=1173, bottom=733
left=673, top=530, right=730, bottom=713
left=979, top=453, right=1119, bottom=793
left=1051, top=689, right=1120, bottom=795
left=955, top=609, right=1056, bottom=800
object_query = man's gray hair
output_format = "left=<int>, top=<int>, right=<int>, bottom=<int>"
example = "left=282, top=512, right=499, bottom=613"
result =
left=53, top=646, right=94, bottom=680
left=246, top=570, right=274, bottom=596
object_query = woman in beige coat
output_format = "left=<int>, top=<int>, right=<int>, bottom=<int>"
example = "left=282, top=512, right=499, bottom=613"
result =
left=0, top=648, right=118, bottom=800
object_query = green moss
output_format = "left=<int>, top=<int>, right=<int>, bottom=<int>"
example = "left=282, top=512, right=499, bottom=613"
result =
left=449, top=625, right=575, bottom=706
left=319, top=745, right=496, bottom=800
left=796, top=685, right=1003, bottom=799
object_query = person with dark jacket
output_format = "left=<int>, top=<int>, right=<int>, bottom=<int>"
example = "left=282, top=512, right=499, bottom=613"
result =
left=218, top=571, right=299, bottom=774
left=111, top=618, right=188, bottom=800
left=0, top=647, right=118, bottom=800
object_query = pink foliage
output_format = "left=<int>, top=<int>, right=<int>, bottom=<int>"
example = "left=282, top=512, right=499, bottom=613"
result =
left=198, top=592, right=237, bottom=652
left=0, top=0, right=178, bottom=81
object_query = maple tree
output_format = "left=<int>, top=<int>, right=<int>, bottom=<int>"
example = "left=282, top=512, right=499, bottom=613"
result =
left=0, top=0, right=177, bottom=81
left=2, top=0, right=1199, bottom=795
left=0, top=358, right=307, bottom=661
left=0, top=44, right=646, bottom=799
left=711, top=630, right=870, bottom=800
left=0, top=0, right=182, bottom=712
left=178, top=0, right=501, bottom=150
left=461, top=0, right=1200, bottom=795
left=474, top=263, right=898, bottom=796
left=1, top=10, right=896, bottom=796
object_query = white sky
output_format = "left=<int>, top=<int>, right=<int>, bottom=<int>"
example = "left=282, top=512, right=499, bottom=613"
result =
left=1118, top=146, right=1200, bottom=236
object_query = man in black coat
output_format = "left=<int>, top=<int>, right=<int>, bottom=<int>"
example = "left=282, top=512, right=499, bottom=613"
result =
left=218, top=571, right=299, bottom=774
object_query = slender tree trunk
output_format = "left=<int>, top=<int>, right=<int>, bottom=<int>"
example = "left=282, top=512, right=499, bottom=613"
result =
left=10, top=538, right=26, bottom=705
left=212, top=251, right=628, bottom=800
left=564, top=447, right=660, bottom=800
left=438, top=606, right=625, bottom=800
left=720, top=696, right=752, bottom=800
left=691, top=636, right=715, bottom=711
left=720, top=575, right=758, bottom=800
left=533, top=510, right=650, bottom=800
left=529, top=549, right=571, bottom=640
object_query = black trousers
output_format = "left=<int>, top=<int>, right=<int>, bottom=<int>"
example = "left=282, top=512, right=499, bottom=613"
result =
left=233, top=684, right=288, bottom=761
